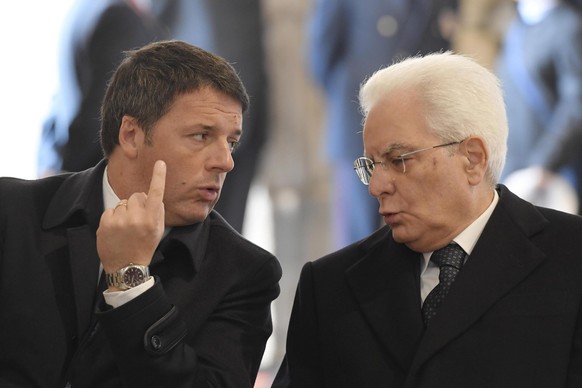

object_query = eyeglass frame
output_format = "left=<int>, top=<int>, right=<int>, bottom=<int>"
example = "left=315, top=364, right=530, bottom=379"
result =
left=353, top=140, right=464, bottom=185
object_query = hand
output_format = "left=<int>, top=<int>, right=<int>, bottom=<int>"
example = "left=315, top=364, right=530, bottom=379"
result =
left=97, top=160, right=166, bottom=273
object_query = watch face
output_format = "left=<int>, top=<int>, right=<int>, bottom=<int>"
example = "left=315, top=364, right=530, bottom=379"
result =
left=123, top=267, right=146, bottom=287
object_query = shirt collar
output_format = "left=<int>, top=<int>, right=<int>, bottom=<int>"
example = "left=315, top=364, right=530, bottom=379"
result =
left=421, top=189, right=500, bottom=272
left=102, top=166, right=120, bottom=211
left=102, top=165, right=208, bottom=272
left=155, top=222, right=209, bottom=273
left=102, top=166, right=171, bottom=239
left=101, top=167, right=213, bottom=271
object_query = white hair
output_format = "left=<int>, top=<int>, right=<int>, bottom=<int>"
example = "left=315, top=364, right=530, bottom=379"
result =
left=359, top=51, right=508, bottom=184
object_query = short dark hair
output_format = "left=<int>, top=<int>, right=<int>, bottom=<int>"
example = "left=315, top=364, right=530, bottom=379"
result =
left=100, top=40, right=249, bottom=156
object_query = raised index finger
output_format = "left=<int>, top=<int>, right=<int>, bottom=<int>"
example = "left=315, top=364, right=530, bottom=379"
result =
left=146, top=160, right=166, bottom=211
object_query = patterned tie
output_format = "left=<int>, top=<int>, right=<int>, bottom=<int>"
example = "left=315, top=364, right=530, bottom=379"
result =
left=422, top=243, right=466, bottom=326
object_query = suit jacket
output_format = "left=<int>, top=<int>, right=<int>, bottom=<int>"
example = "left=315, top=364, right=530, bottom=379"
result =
left=273, top=185, right=582, bottom=387
left=0, top=160, right=281, bottom=387
left=38, top=0, right=165, bottom=175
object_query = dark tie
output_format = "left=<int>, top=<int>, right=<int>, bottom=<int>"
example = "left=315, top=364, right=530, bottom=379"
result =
left=422, top=243, right=466, bottom=326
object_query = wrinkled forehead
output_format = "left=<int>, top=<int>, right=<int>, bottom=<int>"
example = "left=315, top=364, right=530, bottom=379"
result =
left=362, top=123, right=439, bottom=158
left=362, top=89, right=438, bottom=152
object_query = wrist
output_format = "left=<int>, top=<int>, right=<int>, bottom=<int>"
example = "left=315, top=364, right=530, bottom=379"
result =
left=105, top=263, right=150, bottom=290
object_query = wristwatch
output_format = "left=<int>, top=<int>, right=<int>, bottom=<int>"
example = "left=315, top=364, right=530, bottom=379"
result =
left=105, top=263, right=150, bottom=290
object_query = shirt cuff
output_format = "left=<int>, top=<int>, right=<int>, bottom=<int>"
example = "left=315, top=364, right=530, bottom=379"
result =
left=103, top=277, right=155, bottom=308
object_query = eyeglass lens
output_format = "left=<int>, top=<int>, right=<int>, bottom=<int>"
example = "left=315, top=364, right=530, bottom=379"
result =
left=353, top=157, right=374, bottom=185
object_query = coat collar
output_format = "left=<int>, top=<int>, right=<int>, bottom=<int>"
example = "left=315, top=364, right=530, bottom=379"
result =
left=39, top=160, right=107, bottom=340
left=41, top=159, right=213, bottom=274
left=345, top=185, right=549, bottom=374
left=42, top=160, right=107, bottom=231
left=153, top=215, right=211, bottom=274
left=409, top=184, right=549, bottom=373
left=345, top=226, right=425, bottom=372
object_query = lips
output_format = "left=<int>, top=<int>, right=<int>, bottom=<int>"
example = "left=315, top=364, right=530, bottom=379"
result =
left=380, top=211, right=399, bottom=224
left=198, top=184, right=220, bottom=201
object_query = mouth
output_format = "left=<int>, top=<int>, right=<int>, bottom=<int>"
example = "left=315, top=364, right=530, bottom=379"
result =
left=380, top=211, right=399, bottom=224
left=198, top=184, right=221, bottom=201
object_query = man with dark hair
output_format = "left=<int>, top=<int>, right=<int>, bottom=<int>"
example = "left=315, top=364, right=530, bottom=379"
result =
left=0, top=40, right=281, bottom=388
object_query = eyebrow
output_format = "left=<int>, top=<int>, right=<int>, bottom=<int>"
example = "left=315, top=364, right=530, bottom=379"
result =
left=199, top=124, right=243, bottom=137
left=365, top=143, right=409, bottom=158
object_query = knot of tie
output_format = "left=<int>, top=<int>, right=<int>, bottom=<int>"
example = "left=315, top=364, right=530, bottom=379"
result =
left=422, top=242, right=466, bottom=326
left=431, top=242, right=465, bottom=271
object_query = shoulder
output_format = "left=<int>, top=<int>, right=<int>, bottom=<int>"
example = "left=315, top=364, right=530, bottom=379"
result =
left=0, top=174, right=70, bottom=239
left=307, top=226, right=391, bottom=275
left=0, top=174, right=68, bottom=212
left=536, top=206, right=582, bottom=238
left=206, top=211, right=281, bottom=275
left=497, top=184, right=582, bottom=253
left=0, top=164, right=104, bottom=230
left=207, top=211, right=273, bottom=257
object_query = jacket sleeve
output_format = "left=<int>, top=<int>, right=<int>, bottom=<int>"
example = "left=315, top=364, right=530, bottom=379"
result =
left=96, top=255, right=281, bottom=388
left=567, top=299, right=582, bottom=387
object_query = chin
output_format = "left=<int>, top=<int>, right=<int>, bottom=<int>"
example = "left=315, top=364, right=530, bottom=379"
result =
left=391, top=233, right=406, bottom=244
left=390, top=227, right=415, bottom=245
left=167, top=208, right=211, bottom=226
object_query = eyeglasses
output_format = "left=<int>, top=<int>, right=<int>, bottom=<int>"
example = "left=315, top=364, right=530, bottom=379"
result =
left=353, top=141, right=462, bottom=185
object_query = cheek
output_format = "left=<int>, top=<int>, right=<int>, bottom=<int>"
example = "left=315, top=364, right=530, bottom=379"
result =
left=404, top=171, right=452, bottom=212
left=164, top=173, right=187, bottom=195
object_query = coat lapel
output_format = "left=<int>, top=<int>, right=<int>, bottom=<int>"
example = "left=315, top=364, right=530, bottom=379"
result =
left=67, top=225, right=102, bottom=338
left=345, top=228, right=424, bottom=372
left=410, top=186, right=548, bottom=373
left=42, top=161, right=107, bottom=340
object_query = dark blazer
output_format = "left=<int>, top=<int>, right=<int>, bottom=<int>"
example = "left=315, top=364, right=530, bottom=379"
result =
left=0, top=160, right=281, bottom=387
left=273, top=185, right=582, bottom=387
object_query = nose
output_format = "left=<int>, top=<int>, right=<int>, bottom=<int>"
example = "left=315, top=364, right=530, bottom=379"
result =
left=368, top=166, right=395, bottom=198
left=208, top=139, right=235, bottom=173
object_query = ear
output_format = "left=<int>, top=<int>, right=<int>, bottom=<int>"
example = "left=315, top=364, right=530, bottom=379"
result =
left=462, top=136, right=488, bottom=186
left=118, top=115, right=143, bottom=159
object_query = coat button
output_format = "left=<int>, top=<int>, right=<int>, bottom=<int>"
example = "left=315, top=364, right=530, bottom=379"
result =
left=150, top=335, right=162, bottom=350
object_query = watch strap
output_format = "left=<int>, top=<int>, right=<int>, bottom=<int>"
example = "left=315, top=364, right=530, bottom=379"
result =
left=105, top=263, right=150, bottom=290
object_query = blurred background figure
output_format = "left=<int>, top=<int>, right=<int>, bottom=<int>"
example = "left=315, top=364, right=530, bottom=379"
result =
left=307, top=0, right=460, bottom=249
left=37, top=0, right=166, bottom=177
left=453, top=0, right=515, bottom=69
left=497, top=0, right=582, bottom=214
left=157, top=0, right=269, bottom=233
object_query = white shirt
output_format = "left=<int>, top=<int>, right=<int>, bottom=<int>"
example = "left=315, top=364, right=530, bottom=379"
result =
left=420, top=190, right=499, bottom=305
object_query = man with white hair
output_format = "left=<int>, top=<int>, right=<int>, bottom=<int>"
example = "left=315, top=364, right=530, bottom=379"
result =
left=272, top=52, right=582, bottom=387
